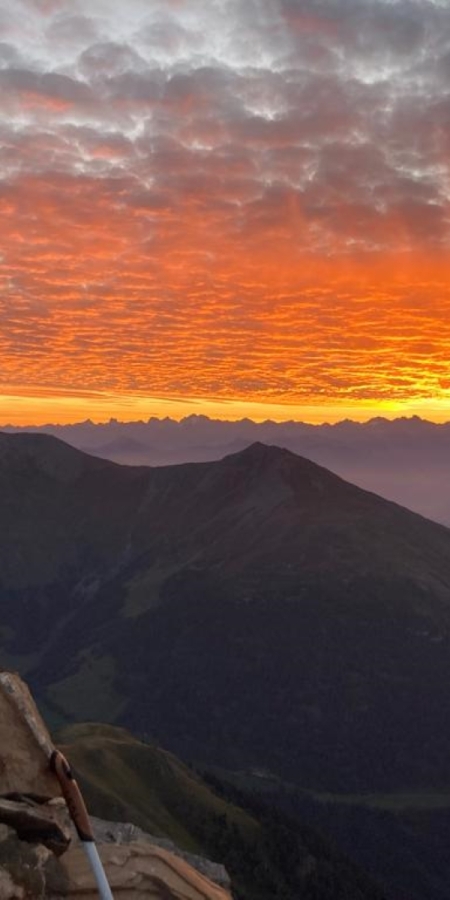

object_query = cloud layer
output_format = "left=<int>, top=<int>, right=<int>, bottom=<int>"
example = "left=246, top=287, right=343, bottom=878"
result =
left=1, top=0, right=450, bottom=418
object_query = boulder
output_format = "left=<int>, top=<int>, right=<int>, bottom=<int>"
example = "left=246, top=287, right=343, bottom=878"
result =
left=0, top=797, right=70, bottom=855
left=0, top=822, right=58, bottom=899
left=0, top=673, right=60, bottom=800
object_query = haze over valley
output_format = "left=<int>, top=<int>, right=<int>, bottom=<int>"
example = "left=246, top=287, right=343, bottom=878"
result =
left=6, top=414, right=450, bottom=526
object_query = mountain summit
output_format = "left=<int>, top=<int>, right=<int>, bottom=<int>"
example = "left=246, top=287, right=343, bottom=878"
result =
left=2, top=432, right=450, bottom=793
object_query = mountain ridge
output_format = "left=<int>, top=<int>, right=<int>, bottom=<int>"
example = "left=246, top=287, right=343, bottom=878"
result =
left=2, top=428, right=446, bottom=528
left=4, top=414, right=450, bottom=525
left=2, top=431, right=450, bottom=795
left=2, top=430, right=450, bottom=898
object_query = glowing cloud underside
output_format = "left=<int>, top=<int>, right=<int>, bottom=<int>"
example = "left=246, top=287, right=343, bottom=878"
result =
left=1, top=0, right=450, bottom=423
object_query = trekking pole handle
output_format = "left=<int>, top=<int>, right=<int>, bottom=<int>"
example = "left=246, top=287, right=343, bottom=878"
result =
left=50, top=750, right=114, bottom=899
left=50, top=749, right=94, bottom=842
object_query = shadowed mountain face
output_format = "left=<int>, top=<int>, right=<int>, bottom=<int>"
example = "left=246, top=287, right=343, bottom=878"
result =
left=2, top=432, right=450, bottom=794
left=7, top=415, right=450, bottom=525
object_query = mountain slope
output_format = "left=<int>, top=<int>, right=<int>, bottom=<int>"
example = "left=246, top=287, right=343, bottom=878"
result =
left=8, top=414, right=450, bottom=525
left=2, top=432, right=450, bottom=792
left=59, top=722, right=385, bottom=900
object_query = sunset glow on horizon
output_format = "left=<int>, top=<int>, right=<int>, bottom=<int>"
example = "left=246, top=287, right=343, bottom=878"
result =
left=2, top=0, right=450, bottom=426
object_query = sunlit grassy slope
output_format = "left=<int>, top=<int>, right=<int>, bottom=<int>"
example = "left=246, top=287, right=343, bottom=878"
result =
left=59, top=723, right=384, bottom=900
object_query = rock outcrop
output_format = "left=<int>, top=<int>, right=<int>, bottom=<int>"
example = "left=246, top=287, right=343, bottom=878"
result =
left=0, top=796, right=70, bottom=855
left=0, top=674, right=60, bottom=800
left=89, top=817, right=231, bottom=892
left=0, top=673, right=232, bottom=900
left=0, top=820, right=232, bottom=900
left=59, top=839, right=230, bottom=900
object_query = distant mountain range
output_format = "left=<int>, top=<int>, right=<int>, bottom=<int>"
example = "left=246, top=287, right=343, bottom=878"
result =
left=4, top=414, right=450, bottom=525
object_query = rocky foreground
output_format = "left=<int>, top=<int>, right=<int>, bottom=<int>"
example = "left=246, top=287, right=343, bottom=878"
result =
left=0, top=672, right=231, bottom=899
left=0, top=813, right=231, bottom=900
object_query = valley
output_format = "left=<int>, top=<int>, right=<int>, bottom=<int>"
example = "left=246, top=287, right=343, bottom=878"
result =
left=2, top=430, right=450, bottom=897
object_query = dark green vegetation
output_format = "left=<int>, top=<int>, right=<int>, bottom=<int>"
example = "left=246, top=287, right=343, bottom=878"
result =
left=207, top=768, right=450, bottom=900
left=3, top=431, right=450, bottom=897
left=60, top=722, right=385, bottom=900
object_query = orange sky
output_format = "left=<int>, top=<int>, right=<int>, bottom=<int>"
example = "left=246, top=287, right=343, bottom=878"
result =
left=1, top=0, right=450, bottom=426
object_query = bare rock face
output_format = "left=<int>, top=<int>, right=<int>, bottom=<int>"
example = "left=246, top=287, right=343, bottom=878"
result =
left=0, top=673, right=60, bottom=800
left=90, top=817, right=231, bottom=892
left=0, top=797, right=70, bottom=855
left=0, top=824, right=232, bottom=900
left=56, top=841, right=231, bottom=900
left=0, top=823, right=59, bottom=899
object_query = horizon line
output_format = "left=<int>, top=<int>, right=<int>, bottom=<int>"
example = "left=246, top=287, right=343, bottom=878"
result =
left=1, top=413, right=449, bottom=429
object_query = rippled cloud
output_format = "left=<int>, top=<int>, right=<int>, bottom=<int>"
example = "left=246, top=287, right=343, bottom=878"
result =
left=1, top=0, right=450, bottom=418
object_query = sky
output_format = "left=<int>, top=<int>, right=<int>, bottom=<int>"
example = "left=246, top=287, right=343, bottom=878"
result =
left=1, top=0, right=450, bottom=425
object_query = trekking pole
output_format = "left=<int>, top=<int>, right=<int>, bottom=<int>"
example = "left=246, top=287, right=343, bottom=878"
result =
left=0, top=672, right=114, bottom=900
left=50, top=749, right=114, bottom=900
